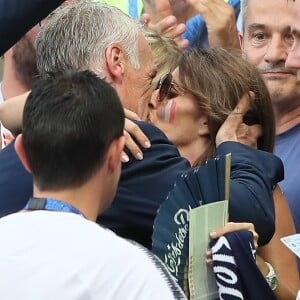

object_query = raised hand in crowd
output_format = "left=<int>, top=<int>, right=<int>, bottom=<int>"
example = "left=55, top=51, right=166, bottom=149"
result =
left=141, top=0, right=189, bottom=50
left=184, top=0, right=240, bottom=48
left=142, top=0, right=240, bottom=49
left=143, top=0, right=195, bottom=24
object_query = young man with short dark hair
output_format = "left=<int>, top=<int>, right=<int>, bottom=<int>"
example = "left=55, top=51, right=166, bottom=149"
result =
left=0, top=70, right=186, bottom=300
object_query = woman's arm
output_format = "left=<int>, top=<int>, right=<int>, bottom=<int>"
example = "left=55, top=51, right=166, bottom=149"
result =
left=257, top=185, right=300, bottom=299
left=0, top=92, right=28, bottom=136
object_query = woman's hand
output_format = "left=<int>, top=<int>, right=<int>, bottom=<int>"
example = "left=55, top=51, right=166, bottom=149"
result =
left=206, top=222, right=258, bottom=265
left=122, top=109, right=151, bottom=162
left=140, top=0, right=189, bottom=50
left=216, top=92, right=262, bottom=148
left=141, top=13, right=189, bottom=50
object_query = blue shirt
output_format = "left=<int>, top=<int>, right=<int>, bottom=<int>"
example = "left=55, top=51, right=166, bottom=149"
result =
left=275, top=125, right=300, bottom=226
left=183, top=0, right=240, bottom=49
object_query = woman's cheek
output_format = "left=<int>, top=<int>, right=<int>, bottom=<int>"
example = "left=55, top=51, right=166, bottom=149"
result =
left=158, top=100, right=176, bottom=123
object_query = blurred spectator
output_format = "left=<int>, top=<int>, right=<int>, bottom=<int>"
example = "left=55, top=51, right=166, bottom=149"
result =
left=285, top=0, right=300, bottom=69
left=240, top=0, right=300, bottom=271
left=143, top=0, right=241, bottom=49
left=183, top=0, right=240, bottom=48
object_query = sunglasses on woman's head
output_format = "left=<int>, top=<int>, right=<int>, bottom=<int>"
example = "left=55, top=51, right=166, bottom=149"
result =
left=156, top=73, right=182, bottom=102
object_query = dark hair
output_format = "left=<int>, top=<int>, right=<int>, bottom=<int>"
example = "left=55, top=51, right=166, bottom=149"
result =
left=22, top=70, right=124, bottom=190
left=178, top=48, right=275, bottom=164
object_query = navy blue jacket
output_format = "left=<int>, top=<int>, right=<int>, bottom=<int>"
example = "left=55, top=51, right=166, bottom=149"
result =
left=0, top=121, right=283, bottom=248
left=98, top=121, right=190, bottom=248
left=0, top=0, right=64, bottom=55
left=0, top=141, right=32, bottom=216
left=99, top=122, right=283, bottom=248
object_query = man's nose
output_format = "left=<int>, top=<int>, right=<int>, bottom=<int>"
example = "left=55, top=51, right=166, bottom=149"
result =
left=264, top=36, right=289, bottom=65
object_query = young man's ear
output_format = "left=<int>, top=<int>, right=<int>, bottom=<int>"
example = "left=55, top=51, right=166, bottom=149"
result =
left=14, top=134, right=32, bottom=173
left=106, top=136, right=125, bottom=174
left=105, top=44, right=126, bottom=84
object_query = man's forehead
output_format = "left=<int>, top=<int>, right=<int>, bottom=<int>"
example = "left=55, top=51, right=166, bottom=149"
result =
left=246, top=0, right=292, bottom=19
left=291, top=0, right=300, bottom=26
left=138, top=34, right=152, bottom=55
left=244, top=0, right=293, bottom=30
left=138, top=34, right=155, bottom=68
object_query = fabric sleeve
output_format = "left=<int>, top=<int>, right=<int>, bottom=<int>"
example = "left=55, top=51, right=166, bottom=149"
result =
left=0, top=0, right=64, bottom=55
left=98, top=121, right=190, bottom=249
left=216, top=142, right=284, bottom=246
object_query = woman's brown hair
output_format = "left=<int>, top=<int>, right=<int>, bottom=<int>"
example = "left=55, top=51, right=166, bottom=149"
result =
left=178, top=47, right=275, bottom=160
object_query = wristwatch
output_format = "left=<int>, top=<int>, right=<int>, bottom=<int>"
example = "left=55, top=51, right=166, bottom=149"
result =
left=265, top=262, right=278, bottom=291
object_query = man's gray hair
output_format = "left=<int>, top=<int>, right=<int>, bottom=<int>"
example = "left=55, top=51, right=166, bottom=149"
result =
left=36, top=0, right=142, bottom=78
left=240, top=0, right=248, bottom=32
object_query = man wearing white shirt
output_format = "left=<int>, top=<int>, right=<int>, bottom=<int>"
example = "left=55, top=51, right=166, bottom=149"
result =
left=0, top=70, right=187, bottom=300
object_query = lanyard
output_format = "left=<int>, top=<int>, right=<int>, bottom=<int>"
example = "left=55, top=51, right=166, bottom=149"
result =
left=23, top=197, right=85, bottom=218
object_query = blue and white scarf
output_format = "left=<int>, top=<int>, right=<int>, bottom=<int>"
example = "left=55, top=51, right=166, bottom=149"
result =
left=210, top=230, right=276, bottom=300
